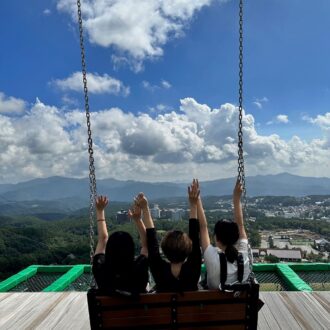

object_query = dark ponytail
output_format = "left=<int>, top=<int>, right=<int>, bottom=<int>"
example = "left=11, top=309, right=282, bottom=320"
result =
left=225, top=244, right=239, bottom=263
left=214, top=219, right=240, bottom=264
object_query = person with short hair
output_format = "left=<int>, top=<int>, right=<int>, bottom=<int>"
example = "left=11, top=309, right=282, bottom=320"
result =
left=197, top=179, right=251, bottom=289
left=92, top=195, right=148, bottom=294
left=137, top=180, right=201, bottom=292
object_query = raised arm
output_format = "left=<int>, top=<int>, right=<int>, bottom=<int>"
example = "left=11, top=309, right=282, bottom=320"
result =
left=233, top=180, right=247, bottom=240
left=187, top=180, right=202, bottom=280
left=94, top=195, right=109, bottom=255
left=137, top=193, right=154, bottom=229
left=194, top=179, right=210, bottom=252
left=138, top=193, right=164, bottom=269
left=188, top=179, right=199, bottom=219
left=128, top=201, right=148, bottom=257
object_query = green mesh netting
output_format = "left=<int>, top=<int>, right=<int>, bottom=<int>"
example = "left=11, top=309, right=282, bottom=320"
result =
left=9, top=273, right=64, bottom=292
left=64, top=273, right=91, bottom=291
left=296, top=271, right=330, bottom=291
left=255, top=271, right=290, bottom=291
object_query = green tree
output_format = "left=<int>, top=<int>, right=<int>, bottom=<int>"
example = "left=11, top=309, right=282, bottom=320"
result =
left=264, top=254, right=279, bottom=263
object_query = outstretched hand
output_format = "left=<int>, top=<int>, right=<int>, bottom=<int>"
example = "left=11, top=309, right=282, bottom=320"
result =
left=234, top=179, right=243, bottom=201
left=136, top=192, right=149, bottom=210
left=95, top=195, right=109, bottom=211
left=128, top=199, right=142, bottom=221
left=188, top=179, right=200, bottom=205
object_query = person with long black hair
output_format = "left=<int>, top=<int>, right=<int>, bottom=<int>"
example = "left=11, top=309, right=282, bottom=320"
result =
left=196, top=179, right=251, bottom=289
left=92, top=195, right=148, bottom=294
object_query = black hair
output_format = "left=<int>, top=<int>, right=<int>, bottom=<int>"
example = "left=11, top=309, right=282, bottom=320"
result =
left=161, top=230, right=192, bottom=263
left=214, top=219, right=239, bottom=263
left=104, top=231, right=135, bottom=287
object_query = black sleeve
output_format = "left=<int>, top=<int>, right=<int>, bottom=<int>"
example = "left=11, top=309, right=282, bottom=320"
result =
left=146, top=228, right=162, bottom=262
left=92, top=253, right=106, bottom=289
left=186, top=218, right=201, bottom=278
left=134, top=254, right=149, bottom=292
left=146, top=228, right=166, bottom=283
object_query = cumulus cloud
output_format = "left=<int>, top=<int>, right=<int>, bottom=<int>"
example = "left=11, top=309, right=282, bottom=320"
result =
left=0, top=94, right=329, bottom=183
left=0, top=92, right=27, bottom=114
left=267, top=114, right=289, bottom=125
left=51, top=72, right=130, bottom=96
left=304, top=113, right=330, bottom=130
left=56, top=0, right=221, bottom=70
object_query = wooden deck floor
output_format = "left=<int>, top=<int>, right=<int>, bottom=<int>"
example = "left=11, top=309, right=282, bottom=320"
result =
left=0, top=291, right=329, bottom=329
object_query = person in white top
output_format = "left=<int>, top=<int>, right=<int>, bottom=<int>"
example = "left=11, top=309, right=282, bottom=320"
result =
left=195, top=179, right=251, bottom=289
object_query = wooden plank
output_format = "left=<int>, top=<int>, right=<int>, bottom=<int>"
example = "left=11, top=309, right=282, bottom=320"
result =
left=290, top=292, right=330, bottom=329
left=0, top=292, right=11, bottom=303
left=0, top=293, right=67, bottom=330
left=257, top=307, right=271, bottom=330
left=0, top=292, right=329, bottom=330
left=0, top=293, right=90, bottom=330
left=269, top=293, right=302, bottom=330
left=36, top=292, right=90, bottom=330
left=258, top=293, right=281, bottom=330
left=312, top=292, right=330, bottom=313
left=279, top=292, right=328, bottom=330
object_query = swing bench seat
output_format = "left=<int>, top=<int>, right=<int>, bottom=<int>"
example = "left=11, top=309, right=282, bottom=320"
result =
left=87, top=277, right=261, bottom=330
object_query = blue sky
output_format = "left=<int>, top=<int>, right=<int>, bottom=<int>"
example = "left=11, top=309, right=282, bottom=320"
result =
left=0, top=0, right=329, bottom=183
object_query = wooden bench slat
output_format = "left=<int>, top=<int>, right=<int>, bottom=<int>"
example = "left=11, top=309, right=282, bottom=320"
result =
left=88, top=280, right=260, bottom=329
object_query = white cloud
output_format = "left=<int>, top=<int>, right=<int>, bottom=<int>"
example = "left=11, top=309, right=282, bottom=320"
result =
left=253, top=97, right=268, bottom=109
left=267, top=114, right=289, bottom=125
left=0, top=96, right=329, bottom=183
left=43, top=9, right=51, bottom=16
left=253, top=101, right=262, bottom=109
left=149, top=104, right=173, bottom=114
left=51, top=72, right=130, bottom=96
left=161, top=80, right=172, bottom=89
left=56, top=0, right=221, bottom=69
left=304, top=113, right=330, bottom=130
left=276, top=114, right=289, bottom=123
left=0, top=92, right=27, bottom=114
left=112, top=55, right=143, bottom=73
left=142, top=81, right=158, bottom=92
left=303, top=112, right=330, bottom=147
left=61, top=94, right=78, bottom=106
left=142, top=79, right=172, bottom=92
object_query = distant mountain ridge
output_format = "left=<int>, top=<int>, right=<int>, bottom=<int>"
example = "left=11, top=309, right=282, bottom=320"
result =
left=0, top=173, right=330, bottom=205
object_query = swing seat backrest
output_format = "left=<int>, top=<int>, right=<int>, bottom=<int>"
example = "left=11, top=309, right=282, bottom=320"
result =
left=88, top=278, right=261, bottom=330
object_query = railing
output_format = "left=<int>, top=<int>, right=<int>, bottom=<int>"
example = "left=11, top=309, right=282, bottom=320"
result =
left=0, top=263, right=329, bottom=292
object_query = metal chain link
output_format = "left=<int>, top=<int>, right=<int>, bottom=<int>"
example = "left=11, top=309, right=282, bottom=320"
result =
left=237, top=0, right=252, bottom=271
left=77, top=0, right=97, bottom=287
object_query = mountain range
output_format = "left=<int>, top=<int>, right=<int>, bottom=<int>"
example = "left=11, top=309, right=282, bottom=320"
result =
left=0, top=173, right=329, bottom=216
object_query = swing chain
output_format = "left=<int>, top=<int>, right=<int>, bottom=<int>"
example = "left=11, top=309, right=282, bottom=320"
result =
left=237, top=0, right=249, bottom=223
left=77, top=0, right=97, bottom=285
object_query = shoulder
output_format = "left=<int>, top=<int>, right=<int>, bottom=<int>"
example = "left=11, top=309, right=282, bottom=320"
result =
left=204, top=245, right=219, bottom=261
left=146, top=228, right=157, bottom=237
left=236, top=239, right=249, bottom=252
left=93, top=253, right=105, bottom=265
left=135, top=254, right=148, bottom=267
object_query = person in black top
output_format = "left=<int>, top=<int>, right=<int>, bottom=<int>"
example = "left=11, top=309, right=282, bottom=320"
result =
left=92, top=195, right=148, bottom=294
left=136, top=180, right=201, bottom=292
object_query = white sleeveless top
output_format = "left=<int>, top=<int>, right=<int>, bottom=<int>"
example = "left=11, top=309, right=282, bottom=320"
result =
left=203, top=239, right=251, bottom=289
